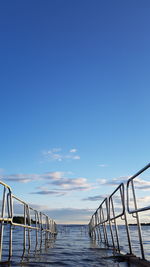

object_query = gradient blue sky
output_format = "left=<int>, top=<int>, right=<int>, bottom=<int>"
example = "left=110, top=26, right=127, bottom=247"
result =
left=0, top=0, right=150, bottom=223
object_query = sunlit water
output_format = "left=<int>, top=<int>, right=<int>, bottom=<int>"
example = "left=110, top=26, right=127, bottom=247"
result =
left=1, top=224, right=150, bottom=266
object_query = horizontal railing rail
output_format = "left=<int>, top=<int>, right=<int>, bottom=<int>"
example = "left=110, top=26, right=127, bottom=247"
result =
left=89, top=163, right=150, bottom=261
left=0, top=180, right=57, bottom=263
left=109, top=183, right=125, bottom=220
left=127, top=163, right=150, bottom=214
left=126, top=163, right=150, bottom=260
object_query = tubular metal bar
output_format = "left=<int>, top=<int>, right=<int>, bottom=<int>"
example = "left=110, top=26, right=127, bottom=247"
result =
left=101, top=207, right=108, bottom=245
left=108, top=184, right=125, bottom=251
left=90, top=198, right=109, bottom=244
left=98, top=198, right=109, bottom=224
left=89, top=163, right=150, bottom=261
left=109, top=183, right=125, bottom=220
left=110, top=200, right=120, bottom=251
left=0, top=182, right=12, bottom=261
left=127, top=179, right=145, bottom=259
left=0, top=181, right=57, bottom=263
left=127, top=164, right=150, bottom=259
left=120, top=183, right=132, bottom=255
left=127, top=163, right=150, bottom=213
left=100, top=199, right=109, bottom=246
left=108, top=183, right=132, bottom=252
left=96, top=212, right=102, bottom=241
left=97, top=210, right=102, bottom=241
left=90, top=215, right=96, bottom=239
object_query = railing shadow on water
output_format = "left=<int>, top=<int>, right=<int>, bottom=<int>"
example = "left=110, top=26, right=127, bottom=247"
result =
left=89, top=163, right=150, bottom=265
left=0, top=181, right=57, bottom=264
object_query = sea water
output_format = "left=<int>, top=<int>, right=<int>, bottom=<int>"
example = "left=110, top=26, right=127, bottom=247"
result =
left=1, top=224, right=150, bottom=266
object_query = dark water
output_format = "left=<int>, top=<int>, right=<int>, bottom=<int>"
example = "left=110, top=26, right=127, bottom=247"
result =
left=1, top=224, right=150, bottom=266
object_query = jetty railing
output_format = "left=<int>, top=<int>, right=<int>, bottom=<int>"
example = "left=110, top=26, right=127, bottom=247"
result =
left=0, top=180, right=57, bottom=263
left=89, top=163, right=150, bottom=261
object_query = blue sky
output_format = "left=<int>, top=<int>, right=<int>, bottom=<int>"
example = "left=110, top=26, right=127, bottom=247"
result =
left=0, top=0, right=150, bottom=223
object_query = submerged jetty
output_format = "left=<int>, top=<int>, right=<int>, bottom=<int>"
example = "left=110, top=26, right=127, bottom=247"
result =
left=0, top=163, right=150, bottom=266
left=0, top=181, right=57, bottom=263
left=89, top=163, right=150, bottom=266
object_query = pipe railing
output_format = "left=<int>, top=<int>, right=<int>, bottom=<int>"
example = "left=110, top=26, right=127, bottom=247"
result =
left=0, top=180, right=57, bottom=263
left=127, top=163, right=150, bottom=260
left=89, top=163, right=150, bottom=261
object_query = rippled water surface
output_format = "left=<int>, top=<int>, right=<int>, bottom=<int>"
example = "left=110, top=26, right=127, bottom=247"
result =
left=1, top=225, right=150, bottom=266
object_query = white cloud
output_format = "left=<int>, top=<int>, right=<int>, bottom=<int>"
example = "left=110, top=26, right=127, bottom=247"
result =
left=73, top=155, right=80, bottom=160
left=0, top=173, right=40, bottom=183
left=51, top=148, right=62, bottom=153
left=0, top=198, right=93, bottom=223
left=133, top=177, right=150, bottom=190
left=137, top=196, right=150, bottom=203
left=97, top=176, right=129, bottom=186
left=43, top=148, right=80, bottom=162
left=44, top=171, right=64, bottom=180
left=50, top=177, right=93, bottom=191
left=31, top=190, right=67, bottom=196
left=70, top=148, right=77, bottom=153
left=1, top=171, right=94, bottom=194
left=0, top=172, right=65, bottom=183
left=97, top=164, right=108, bottom=167
left=97, top=176, right=150, bottom=192
left=10, top=200, right=94, bottom=224
left=82, top=194, right=107, bottom=201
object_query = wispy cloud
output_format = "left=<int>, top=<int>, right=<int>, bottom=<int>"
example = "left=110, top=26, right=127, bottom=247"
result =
left=82, top=194, right=107, bottom=201
left=97, top=164, right=108, bottom=167
left=133, top=177, right=150, bottom=190
left=32, top=176, right=94, bottom=195
left=97, top=176, right=129, bottom=186
left=136, top=195, right=150, bottom=204
left=128, top=195, right=150, bottom=214
left=1, top=171, right=94, bottom=195
left=97, top=176, right=150, bottom=191
left=12, top=200, right=94, bottom=223
left=31, top=190, right=66, bottom=196
left=0, top=174, right=39, bottom=183
left=43, top=148, right=80, bottom=162
left=69, top=148, right=77, bottom=153
left=50, top=177, right=92, bottom=191
left=1, top=200, right=93, bottom=223
left=0, top=171, right=65, bottom=183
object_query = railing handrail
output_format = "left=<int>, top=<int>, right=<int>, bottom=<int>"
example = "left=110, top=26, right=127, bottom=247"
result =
left=127, top=163, right=150, bottom=183
left=89, top=163, right=150, bottom=261
left=97, top=198, right=108, bottom=225
left=127, top=163, right=150, bottom=214
left=0, top=180, right=57, bottom=262
left=0, top=180, right=11, bottom=190
left=108, top=183, right=125, bottom=220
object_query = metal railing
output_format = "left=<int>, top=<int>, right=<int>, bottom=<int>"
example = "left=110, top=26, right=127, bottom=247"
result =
left=89, top=163, right=150, bottom=261
left=0, top=180, right=57, bottom=263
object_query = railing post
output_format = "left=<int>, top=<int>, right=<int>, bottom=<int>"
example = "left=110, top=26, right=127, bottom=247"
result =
left=89, top=163, right=150, bottom=261
left=0, top=187, right=6, bottom=261
left=8, top=190, right=13, bottom=260
left=23, top=204, right=26, bottom=251
left=131, top=180, right=145, bottom=259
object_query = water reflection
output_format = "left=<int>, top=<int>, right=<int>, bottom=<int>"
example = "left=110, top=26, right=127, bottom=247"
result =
left=20, top=233, right=56, bottom=265
left=1, top=225, right=148, bottom=266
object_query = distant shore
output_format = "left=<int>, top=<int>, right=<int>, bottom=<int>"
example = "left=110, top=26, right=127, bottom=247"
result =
left=129, top=223, right=150, bottom=226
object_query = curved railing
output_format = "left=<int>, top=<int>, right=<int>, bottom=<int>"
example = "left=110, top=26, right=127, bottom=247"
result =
left=89, top=163, right=150, bottom=261
left=0, top=180, right=57, bottom=262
